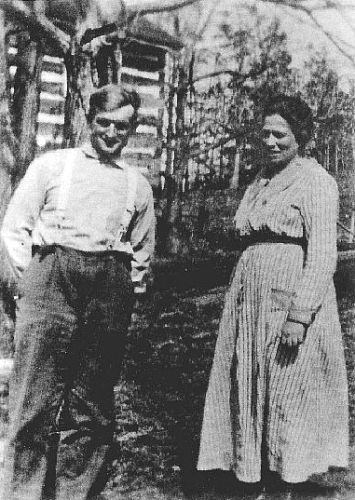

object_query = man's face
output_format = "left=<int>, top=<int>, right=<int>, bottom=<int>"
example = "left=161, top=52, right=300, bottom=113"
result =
left=90, top=104, right=135, bottom=159
left=261, top=114, right=299, bottom=169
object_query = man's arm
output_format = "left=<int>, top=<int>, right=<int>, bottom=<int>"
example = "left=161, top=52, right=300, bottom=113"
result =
left=129, top=179, right=155, bottom=294
left=1, top=158, right=46, bottom=280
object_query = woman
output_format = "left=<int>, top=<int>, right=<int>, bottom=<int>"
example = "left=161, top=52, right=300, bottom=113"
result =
left=197, top=94, right=349, bottom=491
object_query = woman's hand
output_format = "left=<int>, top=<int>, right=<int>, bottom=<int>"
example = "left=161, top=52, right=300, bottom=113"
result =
left=280, top=320, right=306, bottom=347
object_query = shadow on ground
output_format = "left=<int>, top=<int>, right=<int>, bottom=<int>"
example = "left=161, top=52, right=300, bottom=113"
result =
left=103, top=263, right=355, bottom=500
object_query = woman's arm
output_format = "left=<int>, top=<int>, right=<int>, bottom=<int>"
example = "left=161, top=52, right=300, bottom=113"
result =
left=287, top=169, right=339, bottom=326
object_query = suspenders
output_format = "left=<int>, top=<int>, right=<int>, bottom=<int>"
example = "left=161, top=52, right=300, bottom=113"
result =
left=114, top=167, right=138, bottom=243
left=56, top=151, right=76, bottom=228
left=56, top=150, right=138, bottom=246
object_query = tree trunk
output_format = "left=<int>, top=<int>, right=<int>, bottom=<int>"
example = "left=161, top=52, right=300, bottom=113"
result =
left=230, top=148, right=240, bottom=188
left=63, top=40, right=94, bottom=148
left=160, top=54, right=178, bottom=255
left=0, top=7, right=17, bottom=459
left=11, top=32, right=43, bottom=187
left=0, top=8, right=17, bottom=339
left=349, top=136, right=355, bottom=244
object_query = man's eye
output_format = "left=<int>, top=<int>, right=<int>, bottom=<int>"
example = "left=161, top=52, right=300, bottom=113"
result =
left=114, top=122, right=130, bottom=131
left=96, top=119, right=111, bottom=127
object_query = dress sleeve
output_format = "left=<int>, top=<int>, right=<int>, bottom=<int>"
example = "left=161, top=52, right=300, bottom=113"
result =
left=287, top=171, right=338, bottom=325
left=1, top=158, right=46, bottom=280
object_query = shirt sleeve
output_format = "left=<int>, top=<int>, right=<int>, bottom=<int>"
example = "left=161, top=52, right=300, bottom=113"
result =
left=1, top=158, right=46, bottom=280
left=130, top=178, right=155, bottom=291
left=287, top=172, right=338, bottom=325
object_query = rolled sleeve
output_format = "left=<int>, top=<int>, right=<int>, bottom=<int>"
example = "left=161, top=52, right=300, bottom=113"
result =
left=130, top=178, right=155, bottom=291
left=1, top=158, right=46, bottom=280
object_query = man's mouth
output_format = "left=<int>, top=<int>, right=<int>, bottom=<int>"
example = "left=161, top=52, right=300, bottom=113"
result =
left=103, top=137, right=120, bottom=148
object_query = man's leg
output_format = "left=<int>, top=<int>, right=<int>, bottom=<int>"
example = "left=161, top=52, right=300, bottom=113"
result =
left=1, top=251, right=78, bottom=500
left=55, top=255, right=134, bottom=500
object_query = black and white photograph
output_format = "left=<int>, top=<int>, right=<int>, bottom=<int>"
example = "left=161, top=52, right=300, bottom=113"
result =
left=0, top=1, right=354, bottom=499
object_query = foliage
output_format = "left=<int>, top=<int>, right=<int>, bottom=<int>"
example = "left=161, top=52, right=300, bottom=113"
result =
left=154, top=9, right=355, bottom=255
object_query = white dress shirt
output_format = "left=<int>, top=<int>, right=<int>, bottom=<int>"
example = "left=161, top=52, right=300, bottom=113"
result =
left=1, top=144, right=155, bottom=288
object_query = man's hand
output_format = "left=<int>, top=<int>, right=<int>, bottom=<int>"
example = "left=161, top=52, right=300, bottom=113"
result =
left=280, top=320, right=306, bottom=347
left=134, top=283, right=147, bottom=295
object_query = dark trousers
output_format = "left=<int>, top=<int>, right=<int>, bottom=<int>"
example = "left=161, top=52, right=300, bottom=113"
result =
left=1, top=246, right=134, bottom=500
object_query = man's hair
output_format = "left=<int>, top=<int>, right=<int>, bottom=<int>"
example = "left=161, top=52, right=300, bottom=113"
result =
left=262, top=94, right=314, bottom=148
left=87, top=84, right=141, bottom=127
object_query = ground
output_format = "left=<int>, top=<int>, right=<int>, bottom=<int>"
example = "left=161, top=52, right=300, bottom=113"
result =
left=103, top=259, right=355, bottom=500
left=0, top=257, right=354, bottom=500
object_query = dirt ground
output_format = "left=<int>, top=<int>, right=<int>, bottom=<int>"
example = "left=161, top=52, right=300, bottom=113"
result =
left=102, top=279, right=355, bottom=500
left=0, top=258, right=354, bottom=499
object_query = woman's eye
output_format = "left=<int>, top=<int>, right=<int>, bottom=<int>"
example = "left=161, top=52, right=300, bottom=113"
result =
left=262, top=130, right=285, bottom=139
left=274, top=132, right=285, bottom=139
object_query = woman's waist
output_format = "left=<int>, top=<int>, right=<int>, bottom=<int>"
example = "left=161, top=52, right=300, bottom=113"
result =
left=240, top=232, right=306, bottom=251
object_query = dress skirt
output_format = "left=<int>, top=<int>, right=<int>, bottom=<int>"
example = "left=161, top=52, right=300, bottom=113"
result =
left=197, top=242, right=349, bottom=483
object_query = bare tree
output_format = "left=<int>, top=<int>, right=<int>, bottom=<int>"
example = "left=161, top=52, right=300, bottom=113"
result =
left=259, top=0, right=355, bottom=68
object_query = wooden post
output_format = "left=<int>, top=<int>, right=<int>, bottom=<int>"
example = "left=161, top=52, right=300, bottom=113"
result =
left=113, top=43, right=122, bottom=84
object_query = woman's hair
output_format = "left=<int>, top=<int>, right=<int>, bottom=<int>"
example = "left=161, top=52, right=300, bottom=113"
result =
left=87, top=84, right=141, bottom=126
left=262, top=94, right=314, bottom=148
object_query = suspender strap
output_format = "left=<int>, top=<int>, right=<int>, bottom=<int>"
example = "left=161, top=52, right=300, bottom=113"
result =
left=57, top=150, right=76, bottom=226
left=56, top=151, right=138, bottom=245
left=114, top=167, right=138, bottom=244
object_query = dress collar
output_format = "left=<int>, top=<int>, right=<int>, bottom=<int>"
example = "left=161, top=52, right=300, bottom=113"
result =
left=253, top=156, right=314, bottom=199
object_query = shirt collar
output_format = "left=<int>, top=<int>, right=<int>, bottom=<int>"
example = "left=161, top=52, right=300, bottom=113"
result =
left=81, top=143, right=129, bottom=169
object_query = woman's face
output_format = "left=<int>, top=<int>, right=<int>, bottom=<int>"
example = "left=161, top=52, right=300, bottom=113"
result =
left=261, top=114, right=299, bottom=169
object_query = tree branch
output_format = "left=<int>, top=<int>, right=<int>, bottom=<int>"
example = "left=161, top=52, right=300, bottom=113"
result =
left=125, top=0, right=200, bottom=15
left=0, top=0, right=70, bottom=54
left=261, top=0, right=355, bottom=68
left=193, top=59, right=275, bottom=85
left=80, top=0, right=200, bottom=46
left=188, top=135, right=233, bottom=159
left=193, top=69, right=236, bottom=83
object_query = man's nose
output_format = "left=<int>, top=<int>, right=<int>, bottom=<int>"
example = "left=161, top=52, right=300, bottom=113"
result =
left=106, top=123, right=116, bottom=137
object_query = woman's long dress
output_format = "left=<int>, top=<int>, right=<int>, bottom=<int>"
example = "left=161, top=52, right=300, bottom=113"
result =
left=197, top=157, right=349, bottom=483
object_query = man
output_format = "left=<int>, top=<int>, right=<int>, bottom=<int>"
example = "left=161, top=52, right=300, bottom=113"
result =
left=0, top=84, right=155, bottom=500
